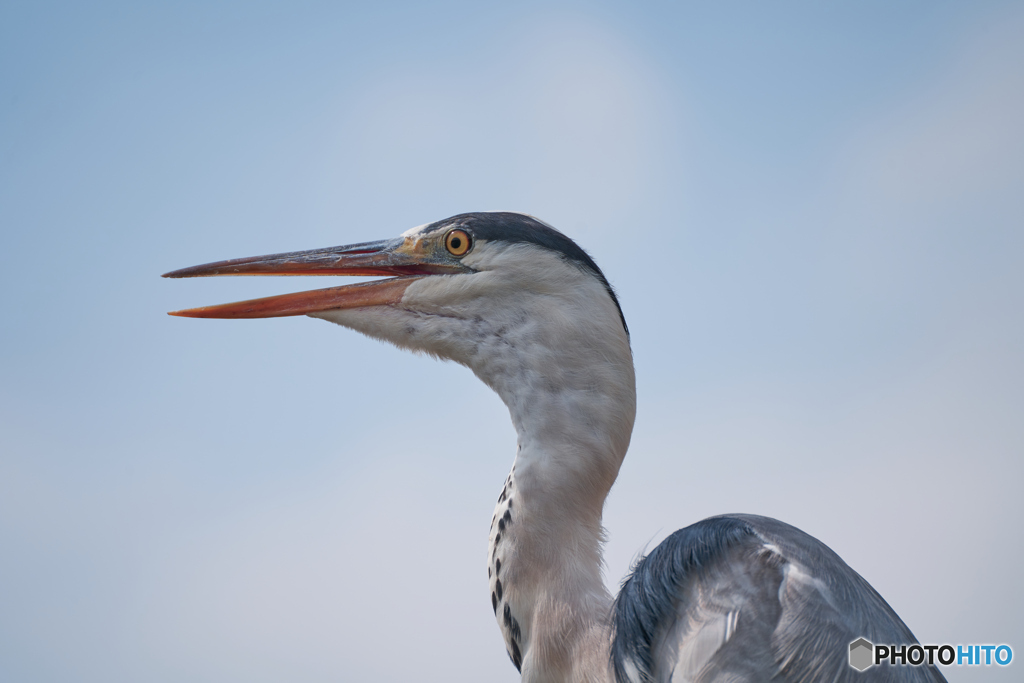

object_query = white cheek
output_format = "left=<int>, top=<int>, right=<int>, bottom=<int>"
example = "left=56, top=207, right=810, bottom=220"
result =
left=310, top=304, right=484, bottom=365
left=310, top=307, right=416, bottom=347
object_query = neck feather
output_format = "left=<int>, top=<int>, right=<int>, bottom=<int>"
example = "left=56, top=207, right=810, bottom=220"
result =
left=482, top=302, right=635, bottom=682
left=316, top=248, right=636, bottom=680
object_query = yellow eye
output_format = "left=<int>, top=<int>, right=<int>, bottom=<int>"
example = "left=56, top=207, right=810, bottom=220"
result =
left=445, top=229, right=472, bottom=256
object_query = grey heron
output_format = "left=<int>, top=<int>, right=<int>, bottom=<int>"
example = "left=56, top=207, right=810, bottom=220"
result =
left=165, top=212, right=946, bottom=682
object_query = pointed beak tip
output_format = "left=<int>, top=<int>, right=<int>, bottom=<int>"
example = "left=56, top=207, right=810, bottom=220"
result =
left=167, top=306, right=215, bottom=318
left=163, top=267, right=197, bottom=279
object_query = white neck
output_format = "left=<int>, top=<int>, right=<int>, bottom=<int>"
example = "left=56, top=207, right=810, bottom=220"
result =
left=314, top=241, right=637, bottom=681
left=480, top=302, right=635, bottom=681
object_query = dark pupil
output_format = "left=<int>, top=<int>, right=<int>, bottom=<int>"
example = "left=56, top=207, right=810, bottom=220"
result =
left=451, top=237, right=462, bottom=250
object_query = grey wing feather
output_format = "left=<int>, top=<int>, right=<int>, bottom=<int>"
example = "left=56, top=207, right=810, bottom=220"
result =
left=611, top=514, right=946, bottom=683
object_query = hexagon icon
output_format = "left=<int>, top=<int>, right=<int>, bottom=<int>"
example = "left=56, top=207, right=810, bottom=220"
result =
left=849, top=638, right=874, bottom=671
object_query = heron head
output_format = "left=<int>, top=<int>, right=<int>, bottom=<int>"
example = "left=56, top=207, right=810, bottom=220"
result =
left=167, top=211, right=636, bottom=474
left=165, top=212, right=630, bottom=389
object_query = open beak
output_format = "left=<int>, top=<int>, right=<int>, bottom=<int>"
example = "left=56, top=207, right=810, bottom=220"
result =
left=163, top=237, right=468, bottom=318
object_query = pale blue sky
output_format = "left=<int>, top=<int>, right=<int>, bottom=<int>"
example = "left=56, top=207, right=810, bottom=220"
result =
left=1, top=2, right=1022, bottom=682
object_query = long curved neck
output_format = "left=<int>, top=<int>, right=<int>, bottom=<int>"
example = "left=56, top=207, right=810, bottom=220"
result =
left=483, top=327, right=636, bottom=682
left=319, top=247, right=637, bottom=679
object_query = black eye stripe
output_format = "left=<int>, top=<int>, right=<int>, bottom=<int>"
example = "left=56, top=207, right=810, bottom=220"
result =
left=425, top=213, right=628, bottom=337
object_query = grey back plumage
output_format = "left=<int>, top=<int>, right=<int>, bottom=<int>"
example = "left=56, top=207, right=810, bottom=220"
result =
left=611, top=514, right=946, bottom=683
